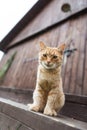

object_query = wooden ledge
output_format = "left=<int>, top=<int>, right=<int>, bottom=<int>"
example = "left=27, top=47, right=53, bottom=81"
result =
left=0, top=87, right=87, bottom=104
left=0, top=87, right=87, bottom=122
left=0, top=98, right=87, bottom=130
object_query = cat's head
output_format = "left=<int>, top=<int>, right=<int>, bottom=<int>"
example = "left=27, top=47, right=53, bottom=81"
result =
left=39, top=42, right=66, bottom=70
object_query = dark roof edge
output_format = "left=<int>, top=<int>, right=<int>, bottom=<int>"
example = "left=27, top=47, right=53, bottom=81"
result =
left=0, top=0, right=53, bottom=52
left=6, top=8, right=87, bottom=52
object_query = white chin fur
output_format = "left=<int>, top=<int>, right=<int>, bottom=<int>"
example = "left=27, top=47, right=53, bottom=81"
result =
left=41, top=62, right=56, bottom=69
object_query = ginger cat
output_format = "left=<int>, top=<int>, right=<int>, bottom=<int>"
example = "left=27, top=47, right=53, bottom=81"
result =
left=28, top=42, right=66, bottom=116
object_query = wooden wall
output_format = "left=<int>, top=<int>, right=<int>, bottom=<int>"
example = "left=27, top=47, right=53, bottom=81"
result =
left=0, top=0, right=87, bottom=96
left=0, top=12, right=87, bottom=96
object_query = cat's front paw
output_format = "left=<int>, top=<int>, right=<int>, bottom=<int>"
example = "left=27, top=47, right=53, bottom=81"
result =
left=44, top=108, right=57, bottom=116
left=27, top=104, right=40, bottom=112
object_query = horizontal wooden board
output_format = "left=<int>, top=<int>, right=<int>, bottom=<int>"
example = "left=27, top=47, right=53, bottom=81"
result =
left=0, top=112, right=33, bottom=130
left=0, top=87, right=33, bottom=104
left=0, top=97, right=87, bottom=130
left=60, top=102, right=87, bottom=122
left=0, top=88, right=87, bottom=122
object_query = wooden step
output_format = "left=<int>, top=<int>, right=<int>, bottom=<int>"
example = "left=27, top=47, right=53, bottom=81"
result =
left=0, top=97, right=87, bottom=130
left=0, top=87, right=87, bottom=122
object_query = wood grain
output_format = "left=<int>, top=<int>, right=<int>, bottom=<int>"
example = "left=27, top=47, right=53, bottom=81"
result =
left=0, top=8, right=87, bottom=96
left=0, top=112, right=32, bottom=130
left=0, top=98, right=87, bottom=129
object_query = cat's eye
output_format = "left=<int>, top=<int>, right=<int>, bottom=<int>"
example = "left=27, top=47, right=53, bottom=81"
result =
left=53, top=55, right=57, bottom=59
left=43, top=54, right=47, bottom=57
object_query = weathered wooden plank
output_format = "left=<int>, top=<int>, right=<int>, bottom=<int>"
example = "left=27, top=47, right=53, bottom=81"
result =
left=65, top=20, right=77, bottom=94
left=0, top=87, right=33, bottom=104
left=0, top=40, right=38, bottom=89
left=0, top=112, right=32, bottom=130
left=60, top=102, right=87, bottom=122
left=83, top=46, right=87, bottom=95
left=65, top=94, right=87, bottom=105
left=0, top=98, right=87, bottom=130
left=0, top=88, right=87, bottom=122
left=68, top=16, right=83, bottom=94
left=75, top=15, right=87, bottom=95
left=83, top=18, right=87, bottom=95
left=0, top=87, right=87, bottom=105
left=63, top=47, right=73, bottom=92
left=63, top=21, right=74, bottom=92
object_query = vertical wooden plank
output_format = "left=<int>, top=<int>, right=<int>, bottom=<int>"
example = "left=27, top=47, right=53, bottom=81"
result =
left=68, top=18, right=81, bottom=94
left=83, top=40, right=87, bottom=95
left=63, top=52, right=73, bottom=93
left=68, top=14, right=87, bottom=95
left=63, top=21, right=74, bottom=93
left=58, top=22, right=71, bottom=86
left=83, top=16, right=87, bottom=95
left=74, top=15, right=87, bottom=95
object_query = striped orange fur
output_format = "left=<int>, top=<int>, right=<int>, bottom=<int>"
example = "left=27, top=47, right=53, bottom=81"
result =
left=28, top=42, right=66, bottom=116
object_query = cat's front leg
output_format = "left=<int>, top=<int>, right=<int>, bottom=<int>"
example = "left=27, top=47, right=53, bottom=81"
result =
left=44, top=88, right=65, bottom=116
left=28, top=87, right=46, bottom=112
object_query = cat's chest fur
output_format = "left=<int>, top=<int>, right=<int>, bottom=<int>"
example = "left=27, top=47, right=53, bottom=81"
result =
left=37, top=65, right=61, bottom=91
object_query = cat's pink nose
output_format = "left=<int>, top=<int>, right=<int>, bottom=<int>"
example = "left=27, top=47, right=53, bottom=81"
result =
left=47, top=61, right=50, bottom=64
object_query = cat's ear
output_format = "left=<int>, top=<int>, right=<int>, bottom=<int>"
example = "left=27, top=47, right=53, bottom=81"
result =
left=58, top=43, right=66, bottom=54
left=39, top=42, right=46, bottom=51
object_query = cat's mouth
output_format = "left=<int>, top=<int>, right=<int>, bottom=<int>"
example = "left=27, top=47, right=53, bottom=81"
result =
left=45, top=63, right=52, bottom=67
left=41, top=62, right=56, bottom=69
